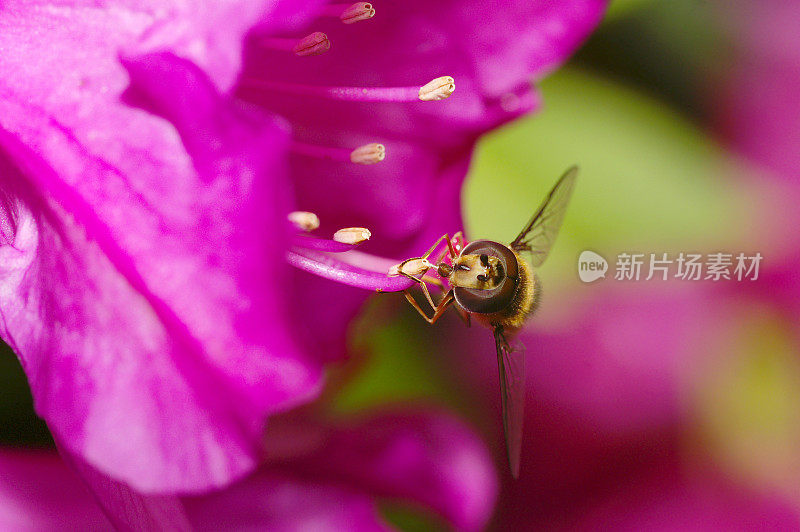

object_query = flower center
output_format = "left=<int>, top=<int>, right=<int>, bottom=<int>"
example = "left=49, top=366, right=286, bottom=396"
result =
left=247, top=6, right=456, bottom=294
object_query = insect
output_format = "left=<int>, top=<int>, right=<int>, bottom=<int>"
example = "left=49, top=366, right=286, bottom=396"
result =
left=389, top=166, right=578, bottom=478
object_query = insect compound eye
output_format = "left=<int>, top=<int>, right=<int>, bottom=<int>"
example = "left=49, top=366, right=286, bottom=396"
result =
left=453, top=240, right=520, bottom=314
left=480, top=253, right=489, bottom=266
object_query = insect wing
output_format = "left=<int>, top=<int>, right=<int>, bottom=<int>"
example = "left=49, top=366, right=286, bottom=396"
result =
left=510, top=166, right=578, bottom=267
left=494, top=326, right=526, bottom=479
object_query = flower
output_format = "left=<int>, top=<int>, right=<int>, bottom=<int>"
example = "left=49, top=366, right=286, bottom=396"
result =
left=0, top=408, right=497, bottom=531
left=0, top=0, right=609, bottom=524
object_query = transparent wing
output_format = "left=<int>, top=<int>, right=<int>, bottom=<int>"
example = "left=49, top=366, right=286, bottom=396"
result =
left=494, top=326, right=526, bottom=479
left=510, top=166, right=578, bottom=267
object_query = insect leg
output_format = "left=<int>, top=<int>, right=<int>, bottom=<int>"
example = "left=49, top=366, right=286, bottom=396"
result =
left=426, top=290, right=455, bottom=324
left=417, top=278, right=438, bottom=310
left=403, top=290, right=433, bottom=321
left=451, top=231, right=464, bottom=255
left=396, top=233, right=457, bottom=313
left=399, top=271, right=438, bottom=310
left=404, top=289, right=454, bottom=324
left=421, top=274, right=445, bottom=289
left=420, top=234, right=453, bottom=261
left=433, top=232, right=463, bottom=265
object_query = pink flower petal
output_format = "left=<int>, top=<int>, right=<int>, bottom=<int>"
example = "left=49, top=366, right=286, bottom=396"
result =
left=59, top=446, right=191, bottom=531
left=265, top=409, right=498, bottom=531
left=185, top=473, right=390, bottom=532
left=0, top=449, right=112, bottom=531
left=0, top=54, right=322, bottom=492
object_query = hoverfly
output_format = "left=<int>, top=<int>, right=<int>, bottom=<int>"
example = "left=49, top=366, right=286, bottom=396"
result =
left=390, top=166, right=578, bottom=478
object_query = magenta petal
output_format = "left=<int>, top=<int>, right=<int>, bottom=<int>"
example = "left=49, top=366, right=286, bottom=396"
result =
left=461, top=0, right=610, bottom=96
left=0, top=54, right=322, bottom=492
left=0, top=1, right=313, bottom=93
left=288, top=270, right=371, bottom=363
left=184, top=473, right=390, bottom=532
left=272, top=409, right=498, bottom=532
left=59, top=446, right=191, bottom=532
left=0, top=449, right=112, bottom=530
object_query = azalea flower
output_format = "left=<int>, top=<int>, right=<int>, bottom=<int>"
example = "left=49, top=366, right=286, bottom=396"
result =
left=0, top=0, right=609, bottom=526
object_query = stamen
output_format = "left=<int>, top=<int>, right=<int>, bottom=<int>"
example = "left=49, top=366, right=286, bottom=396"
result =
left=388, top=258, right=435, bottom=277
left=333, top=227, right=371, bottom=244
left=319, top=3, right=375, bottom=24
left=418, top=76, right=455, bottom=101
left=259, top=33, right=331, bottom=57
left=240, top=76, right=456, bottom=103
left=291, top=141, right=385, bottom=165
left=288, top=211, right=320, bottom=231
left=350, top=143, right=385, bottom=164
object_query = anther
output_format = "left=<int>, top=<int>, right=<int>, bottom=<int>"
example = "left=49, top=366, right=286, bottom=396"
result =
left=389, top=258, right=433, bottom=277
left=418, top=76, right=455, bottom=101
left=350, top=143, right=385, bottom=165
left=292, top=32, right=330, bottom=56
left=339, top=3, right=375, bottom=24
left=334, top=227, right=372, bottom=244
left=259, top=33, right=331, bottom=57
left=288, top=211, right=320, bottom=232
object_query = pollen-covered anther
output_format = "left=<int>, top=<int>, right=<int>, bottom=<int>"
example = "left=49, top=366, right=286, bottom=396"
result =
left=292, top=32, right=330, bottom=56
left=288, top=211, right=320, bottom=232
left=334, top=227, right=371, bottom=244
left=419, top=76, right=455, bottom=101
left=350, top=143, right=385, bottom=164
left=388, top=258, right=433, bottom=277
left=340, top=2, right=375, bottom=24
